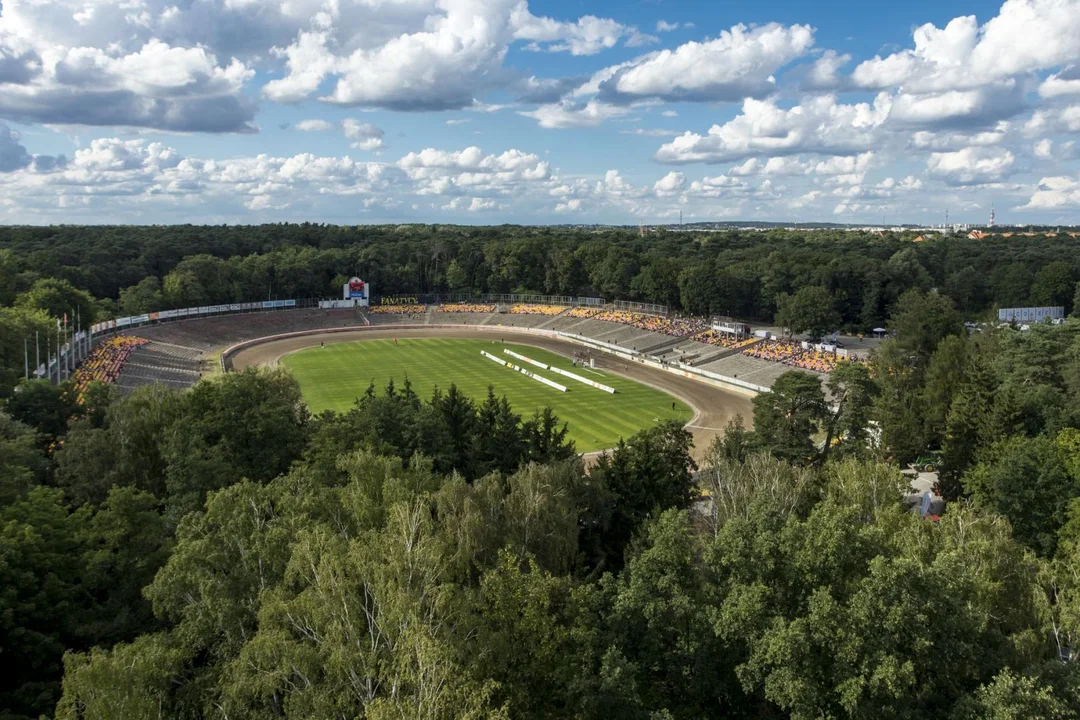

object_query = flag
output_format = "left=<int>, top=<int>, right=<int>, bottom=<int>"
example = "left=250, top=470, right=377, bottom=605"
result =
left=63, top=313, right=68, bottom=328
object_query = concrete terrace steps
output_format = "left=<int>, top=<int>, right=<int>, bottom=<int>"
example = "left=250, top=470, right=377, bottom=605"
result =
left=639, top=336, right=685, bottom=355
left=534, top=306, right=574, bottom=330
left=558, top=316, right=599, bottom=334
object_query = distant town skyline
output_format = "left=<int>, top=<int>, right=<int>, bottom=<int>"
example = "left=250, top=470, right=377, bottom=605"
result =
left=0, top=0, right=1079, bottom=225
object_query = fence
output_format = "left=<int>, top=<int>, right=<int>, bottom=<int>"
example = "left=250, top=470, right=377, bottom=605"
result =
left=371, top=293, right=603, bottom=307
left=612, top=300, right=669, bottom=316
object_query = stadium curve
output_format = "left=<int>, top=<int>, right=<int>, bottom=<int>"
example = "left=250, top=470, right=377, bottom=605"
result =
left=225, top=324, right=754, bottom=461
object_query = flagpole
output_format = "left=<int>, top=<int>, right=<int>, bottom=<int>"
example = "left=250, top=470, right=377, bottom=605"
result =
left=35, top=331, right=40, bottom=380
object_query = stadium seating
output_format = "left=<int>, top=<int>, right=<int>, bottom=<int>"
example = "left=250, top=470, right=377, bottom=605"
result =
left=369, top=304, right=427, bottom=314
left=438, top=303, right=497, bottom=313
left=509, top=304, right=566, bottom=316
left=690, top=328, right=757, bottom=350
left=740, top=339, right=865, bottom=374
left=72, top=335, right=148, bottom=400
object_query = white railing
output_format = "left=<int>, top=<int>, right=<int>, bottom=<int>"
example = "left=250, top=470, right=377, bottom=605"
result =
left=548, top=366, right=616, bottom=393
left=503, top=348, right=548, bottom=369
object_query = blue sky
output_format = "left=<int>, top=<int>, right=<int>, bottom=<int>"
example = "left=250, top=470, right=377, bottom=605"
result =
left=0, top=0, right=1078, bottom=225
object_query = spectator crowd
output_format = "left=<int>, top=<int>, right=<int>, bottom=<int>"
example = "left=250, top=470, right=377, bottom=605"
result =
left=438, top=303, right=497, bottom=313
left=71, top=335, right=149, bottom=400
left=741, top=339, right=862, bottom=374
left=509, top=304, right=567, bottom=315
left=690, top=328, right=758, bottom=350
left=370, top=304, right=427, bottom=316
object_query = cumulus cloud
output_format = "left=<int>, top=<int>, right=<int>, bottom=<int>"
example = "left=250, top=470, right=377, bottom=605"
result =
left=519, top=100, right=631, bottom=128
left=262, top=0, right=636, bottom=110
left=0, top=123, right=32, bottom=172
left=0, top=1, right=257, bottom=133
left=1025, top=104, right=1080, bottom=134
left=909, top=123, right=1011, bottom=151
left=655, top=94, right=890, bottom=164
left=846, top=0, right=1080, bottom=129
left=653, top=171, right=685, bottom=196
left=295, top=119, right=334, bottom=132
left=1040, top=66, right=1080, bottom=98
left=852, top=0, right=1080, bottom=91
left=1018, top=175, right=1080, bottom=208
left=343, top=120, right=385, bottom=151
left=397, top=145, right=552, bottom=199
left=800, top=50, right=852, bottom=90
left=512, top=6, right=637, bottom=55
left=927, top=146, right=1016, bottom=184
left=589, top=23, right=814, bottom=103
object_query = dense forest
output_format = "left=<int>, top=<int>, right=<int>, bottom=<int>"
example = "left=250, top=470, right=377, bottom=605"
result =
left=3, top=224, right=1079, bottom=396
left=3, top=226, right=1080, bottom=718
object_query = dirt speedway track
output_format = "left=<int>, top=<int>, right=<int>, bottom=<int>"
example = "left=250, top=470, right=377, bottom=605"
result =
left=229, top=325, right=754, bottom=461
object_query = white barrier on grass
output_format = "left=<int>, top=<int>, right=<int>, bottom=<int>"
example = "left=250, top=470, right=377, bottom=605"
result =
left=481, top=350, right=507, bottom=366
left=503, top=348, right=548, bottom=369
left=548, top=366, right=616, bottom=394
left=505, top=361, right=568, bottom=392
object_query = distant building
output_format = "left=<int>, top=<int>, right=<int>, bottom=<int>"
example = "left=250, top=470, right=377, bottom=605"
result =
left=968, top=230, right=988, bottom=239
left=998, top=306, right=1065, bottom=323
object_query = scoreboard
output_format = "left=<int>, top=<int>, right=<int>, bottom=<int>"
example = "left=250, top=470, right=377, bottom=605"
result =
left=343, top=277, right=370, bottom=306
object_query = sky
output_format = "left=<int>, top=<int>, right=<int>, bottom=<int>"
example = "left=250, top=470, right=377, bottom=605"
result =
left=1, top=0, right=1079, bottom=225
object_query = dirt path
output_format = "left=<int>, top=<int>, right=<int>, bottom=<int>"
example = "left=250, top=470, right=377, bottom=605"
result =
left=230, top=326, right=754, bottom=462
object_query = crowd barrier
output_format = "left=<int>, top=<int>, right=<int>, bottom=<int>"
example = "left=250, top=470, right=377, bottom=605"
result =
left=90, top=299, right=301, bottom=335
left=509, top=364, right=567, bottom=392
left=481, top=350, right=508, bottom=366
left=548, top=366, right=616, bottom=394
left=503, top=348, right=548, bottom=369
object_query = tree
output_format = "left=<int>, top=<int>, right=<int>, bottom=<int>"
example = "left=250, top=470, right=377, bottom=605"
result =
left=775, top=285, right=840, bottom=338
left=888, top=288, right=964, bottom=364
left=606, top=510, right=727, bottom=717
left=117, top=276, right=165, bottom=315
left=0, top=305, right=59, bottom=397
left=940, top=355, right=999, bottom=499
left=922, top=334, right=970, bottom=447
left=77, top=487, right=171, bottom=645
left=821, top=361, right=876, bottom=460
left=15, top=277, right=99, bottom=327
left=1032, top=261, right=1076, bottom=311
left=944, top=266, right=986, bottom=314
left=751, top=370, right=827, bottom=464
left=162, top=367, right=309, bottom=520
left=0, top=412, right=47, bottom=505
left=1072, top=281, right=1080, bottom=318
left=0, top=488, right=88, bottom=718
left=951, top=665, right=1080, bottom=720
left=964, top=435, right=1080, bottom=556
left=475, top=387, right=525, bottom=476
left=586, top=421, right=695, bottom=571
left=522, top=407, right=575, bottom=465
left=4, top=379, right=79, bottom=442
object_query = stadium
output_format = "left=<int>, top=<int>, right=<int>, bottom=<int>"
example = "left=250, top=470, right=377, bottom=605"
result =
left=63, top=280, right=874, bottom=457
left=54, top=287, right=867, bottom=456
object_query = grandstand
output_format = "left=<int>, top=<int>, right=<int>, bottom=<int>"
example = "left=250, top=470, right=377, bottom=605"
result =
left=71, top=336, right=149, bottom=400
left=115, top=340, right=203, bottom=391
left=367, top=305, right=427, bottom=324
left=110, top=308, right=361, bottom=391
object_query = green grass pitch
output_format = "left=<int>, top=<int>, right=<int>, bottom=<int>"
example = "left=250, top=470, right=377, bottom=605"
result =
left=281, top=338, right=693, bottom=452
